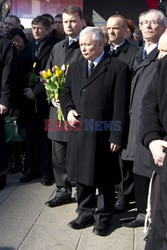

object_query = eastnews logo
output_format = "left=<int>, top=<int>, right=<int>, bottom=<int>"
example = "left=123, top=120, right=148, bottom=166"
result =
left=44, top=119, right=121, bottom=132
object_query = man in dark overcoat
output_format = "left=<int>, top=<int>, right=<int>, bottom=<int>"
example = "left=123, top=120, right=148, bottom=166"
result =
left=121, top=9, right=167, bottom=227
left=45, top=5, right=84, bottom=207
left=18, top=15, right=63, bottom=185
left=0, top=37, right=16, bottom=190
left=140, top=54, right=167, bottom=250
left=60, top=27, right=130, bottom=236
left=106, top=14, right=139, bottom=211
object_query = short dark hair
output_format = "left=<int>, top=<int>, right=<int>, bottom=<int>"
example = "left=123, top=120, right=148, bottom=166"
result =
left=42, top=13, right=54, bottom=24
left=32, top=15, right=51, bottom=29
left=63, top=5, right=83, bottom=20
left=5, top=15, right=21, bottom=26
left=55, top=14, right=62, bottom=19
left=6, top=27, right=29, bottom=45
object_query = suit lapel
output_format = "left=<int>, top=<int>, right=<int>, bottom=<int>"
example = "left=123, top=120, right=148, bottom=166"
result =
left=81, top=54, right=111, bottom=90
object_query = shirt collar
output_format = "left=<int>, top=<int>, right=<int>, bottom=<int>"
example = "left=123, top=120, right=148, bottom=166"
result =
left=110, top=40, right=125, bottom=51
left=88, top=51, right=104, bottom=67
left=144, top=43, right=157, bottom=55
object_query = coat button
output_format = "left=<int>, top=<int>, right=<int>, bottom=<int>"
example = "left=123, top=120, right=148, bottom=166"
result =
left=81, top=89, right=85, bottom=93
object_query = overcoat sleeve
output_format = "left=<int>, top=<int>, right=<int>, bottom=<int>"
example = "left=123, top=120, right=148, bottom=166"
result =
left=0, top=39, right=17, bottom=107
left=140, top=59, right=166, bottom=148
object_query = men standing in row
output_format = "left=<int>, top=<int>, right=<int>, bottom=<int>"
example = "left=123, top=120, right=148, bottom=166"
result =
left=106, top=14, right=139, bottom=211
left=121, top=9, right=167, bottom=227
left=45, top=6, right=84, bottom=207
left=60, top=26, right=130, bottom=236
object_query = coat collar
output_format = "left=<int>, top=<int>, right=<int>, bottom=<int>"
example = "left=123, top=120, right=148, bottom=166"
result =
left=79, top=53, right=111, bottom=90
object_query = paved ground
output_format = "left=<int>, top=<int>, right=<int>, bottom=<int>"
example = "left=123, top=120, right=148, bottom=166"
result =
left=0, top=173, right=147, bottom=250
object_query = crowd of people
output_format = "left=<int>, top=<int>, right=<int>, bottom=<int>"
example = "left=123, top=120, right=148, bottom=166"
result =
left=0, top=4, right=167, bottom=247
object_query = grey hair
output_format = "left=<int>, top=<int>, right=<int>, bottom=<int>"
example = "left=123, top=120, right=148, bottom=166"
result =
left=79, top=26, right=105, bottom=42
left=144, top=9, right=167, bottom=27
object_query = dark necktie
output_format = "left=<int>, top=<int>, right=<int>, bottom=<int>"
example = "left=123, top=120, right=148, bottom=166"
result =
left=143, top=49, right=147, bottom=60
left=89, top=62, right=95, bottom=76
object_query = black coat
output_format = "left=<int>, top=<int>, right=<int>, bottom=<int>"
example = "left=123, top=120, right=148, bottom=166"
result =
left=106, top=39, right=139, bottom=72
left=0, top=37, right=17, bottom=174
left=141, top=55, right=167, bottom=250
left=122, top=47, right=159, bottom=178
left=60, top=53, right=131, bottom=186
left=0, top=37, right=16, bottom=107
left=47, top=38, right=83, bottom=142
left=18, top=34, right=62, bottom=122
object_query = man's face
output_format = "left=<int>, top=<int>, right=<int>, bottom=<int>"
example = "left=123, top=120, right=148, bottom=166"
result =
left=107, top=17, right=127, bottom=45
left=140, top=12, right=166, bottom=43
left=3, top=17, right=19, bottom=34
left=32, top=23, right=50, bottom=41
left=54, top=17, right=64, bottom=34
left=62, top=12, right=84, bottom=38
left=79, top=32, right=104, bottom=61
left=158, top=33, right=167, bottom=59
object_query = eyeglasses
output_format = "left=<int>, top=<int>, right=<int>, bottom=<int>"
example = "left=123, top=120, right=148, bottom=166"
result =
left=140, top=20, right=163, bottom=26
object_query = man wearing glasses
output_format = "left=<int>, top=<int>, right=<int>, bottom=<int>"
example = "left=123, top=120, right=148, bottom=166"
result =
left=121, top=9, right=167, bottom=227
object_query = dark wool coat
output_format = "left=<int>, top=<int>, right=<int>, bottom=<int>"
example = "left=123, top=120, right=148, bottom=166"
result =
left=47, top=38, right=83, bottom=142
left=141, top=55, right=167, bottom=250
left=60, top=53, right=131, bottom=186
left=106, top=39, right=139, bottom=72
left=18, top=33, right=63, bottom=122
left=0, top=37, right=17, bottom=174
left=122, top=47, right=159, bottom=178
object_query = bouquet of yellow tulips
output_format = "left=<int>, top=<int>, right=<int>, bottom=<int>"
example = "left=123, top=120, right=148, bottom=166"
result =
left=40, top=64, right=69, bottom=122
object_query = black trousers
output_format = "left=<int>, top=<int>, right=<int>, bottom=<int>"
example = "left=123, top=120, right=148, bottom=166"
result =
left=52, top=140, right=71, bottom=191
left=0, top=115, right=7, bottom=175
left=134, top=173, right=150, bottom=213
left=76, top=182, right=115, bottom=227
left=117, top=160, right=134, bottom=201
left=25, top=116, right=52, bottom=178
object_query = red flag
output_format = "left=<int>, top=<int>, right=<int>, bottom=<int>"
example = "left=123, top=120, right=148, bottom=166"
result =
left=147, top=0, right=158, bottom=9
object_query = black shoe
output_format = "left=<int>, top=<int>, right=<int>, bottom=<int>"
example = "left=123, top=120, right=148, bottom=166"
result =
left=40, top=176, right=53, bottom=186
left=0, top=174, right=7, bottom=190
left=121, top=213, right=145, bottom=228
left=19, top=170, right=39, bottom=183
left=115, top=198, right=128, bottom=213
left=68, top=215, right=94, bottom=230
left=45, top=189, right=71, bottom=207
left=92, top=225, right=110, bottom=236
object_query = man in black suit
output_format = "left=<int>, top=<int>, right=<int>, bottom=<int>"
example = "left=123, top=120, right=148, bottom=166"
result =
left=18, top=15, right=63, bottom=185
left=45, top=5, right=84, bottom=207
left=106, top=14, right=139, bottom=212
left=60, top=26, right=130, bottom=236
left=0, top=37, right=16, bottom=190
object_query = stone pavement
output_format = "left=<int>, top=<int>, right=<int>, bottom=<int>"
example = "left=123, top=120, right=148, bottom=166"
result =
left=0, top=173, right=146, bottom=250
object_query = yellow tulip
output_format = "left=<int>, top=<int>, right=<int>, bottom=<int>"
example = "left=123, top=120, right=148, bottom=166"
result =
left=47, top=68, right=52, bottom=77
left=54, top=65, right=60, bottom=70
left=56, top=69, right=63, bottom=77
left=42, top=70, right=49, bottom=79
left=33, top=62, right=37, bottom=68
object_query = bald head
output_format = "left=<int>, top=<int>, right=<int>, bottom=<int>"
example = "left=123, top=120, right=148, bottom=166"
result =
left=158, top=31, right=167, bottom=59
